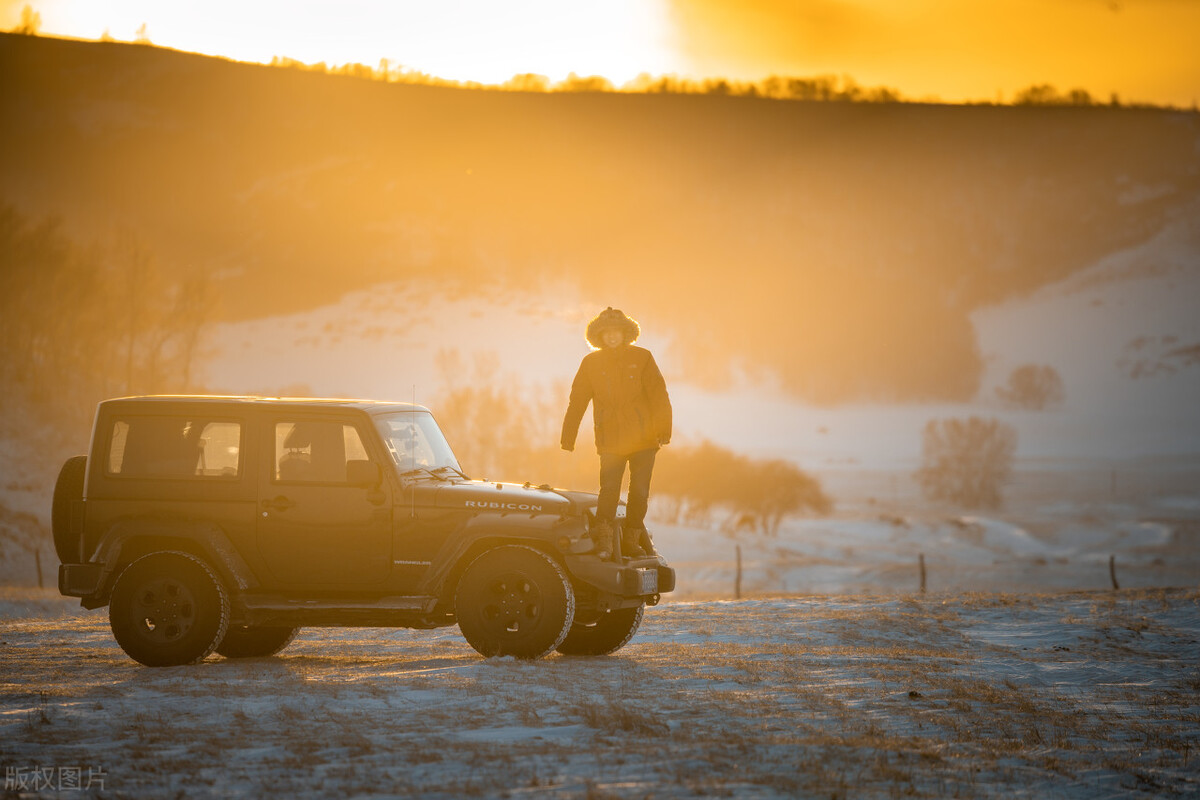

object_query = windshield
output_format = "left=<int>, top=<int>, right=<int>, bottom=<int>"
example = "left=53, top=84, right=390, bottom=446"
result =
left=373, top=411, right=462, bottom=474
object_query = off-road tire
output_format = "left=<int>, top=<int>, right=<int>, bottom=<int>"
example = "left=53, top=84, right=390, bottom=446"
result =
left=556, top=604, right=644, bottom=656
left=51, top=456, right=87, bottom=563
left=455, top=545, right=575, bottom=659
left=109, top=551, right=230, bottom=667
left=216, top=625, right=300, bottom=658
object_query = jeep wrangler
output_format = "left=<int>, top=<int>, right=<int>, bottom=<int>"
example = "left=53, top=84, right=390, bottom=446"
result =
left=53, top=396, right=674, bottom=666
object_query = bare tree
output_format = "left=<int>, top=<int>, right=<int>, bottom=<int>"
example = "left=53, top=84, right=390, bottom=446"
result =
left=171, top=271, right=216, bottom=389
left=996, top=364, right=1064, bottom=410
left=432, top=349, right=587, bottom=486
left=916, top=416, right=1016, bottom=509
left=13, top=5, right=41, bottom=35
left=1, top=204, right=216, bottom=427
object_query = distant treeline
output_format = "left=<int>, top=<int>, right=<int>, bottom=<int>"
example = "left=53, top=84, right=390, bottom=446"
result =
left=6, top=9, right=1179, bottom=109
left=271, top=57, right=910, bottom=104
left=267, top=55, right=1170, bottom=109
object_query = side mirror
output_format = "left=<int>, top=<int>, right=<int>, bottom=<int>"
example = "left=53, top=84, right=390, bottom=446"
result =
left=346, top=459, right=382, bottom=488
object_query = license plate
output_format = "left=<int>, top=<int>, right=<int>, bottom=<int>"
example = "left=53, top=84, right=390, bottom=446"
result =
left=637, top=568, right=657, bottom=594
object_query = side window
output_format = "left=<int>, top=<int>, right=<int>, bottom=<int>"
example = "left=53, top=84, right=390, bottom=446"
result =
left=197, top=422, right=242, bottom=476
left=107, top=417, right=242, bottom=478
left=275, top=421, right=369, bottom=484
left=109, top=421, right=130, bottom=474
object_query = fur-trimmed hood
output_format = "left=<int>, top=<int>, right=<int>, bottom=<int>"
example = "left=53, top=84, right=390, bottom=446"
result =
left=585, top=307, right=640, bottom=348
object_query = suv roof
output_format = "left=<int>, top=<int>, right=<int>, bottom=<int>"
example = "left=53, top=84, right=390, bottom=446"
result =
left=99, top=395, right=429, bottom=413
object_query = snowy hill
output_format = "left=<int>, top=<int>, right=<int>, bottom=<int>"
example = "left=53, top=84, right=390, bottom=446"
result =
left=202, top=194, right=1200, bottom=469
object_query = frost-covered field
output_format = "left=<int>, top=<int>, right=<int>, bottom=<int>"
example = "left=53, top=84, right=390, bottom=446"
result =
left=2, top=588, right=1197, bottom=799
left=651, top=477, right=1200, bottom=598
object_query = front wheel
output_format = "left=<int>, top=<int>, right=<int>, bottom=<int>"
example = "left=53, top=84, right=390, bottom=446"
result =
left=556, top=605, right=644, bottom=656
left=109, top=551, right=230, bottom=667
left=455, top=545, right=575, bottom=659
left=216, top=625, right=299, bottom=658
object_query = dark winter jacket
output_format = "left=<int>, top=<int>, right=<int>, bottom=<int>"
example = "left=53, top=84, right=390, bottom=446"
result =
left=561, top=343, right=672, bottom=456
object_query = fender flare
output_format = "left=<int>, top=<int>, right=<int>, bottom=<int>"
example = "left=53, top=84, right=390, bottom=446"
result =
left=419, top=514, right=566, bottom=601
left=82, top=519, right=259, bottom=609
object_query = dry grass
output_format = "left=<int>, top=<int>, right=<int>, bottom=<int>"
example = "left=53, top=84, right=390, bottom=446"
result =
left=1, top=588, right=1198, bottom=798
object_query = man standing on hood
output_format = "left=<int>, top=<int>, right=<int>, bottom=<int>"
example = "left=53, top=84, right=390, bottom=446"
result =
left=561, top=307, right=672, bottom=559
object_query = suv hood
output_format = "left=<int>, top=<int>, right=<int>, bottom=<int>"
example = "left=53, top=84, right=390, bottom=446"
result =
left=432, top=480, right=579, bottom=515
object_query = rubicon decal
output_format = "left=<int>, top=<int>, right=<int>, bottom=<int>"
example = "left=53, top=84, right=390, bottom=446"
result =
left=465, top=500, right=543, bottom=511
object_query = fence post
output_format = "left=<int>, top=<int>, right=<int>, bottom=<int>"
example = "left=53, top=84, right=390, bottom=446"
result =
left=34, top=548, right=44, bottom=589
left=919, top=553, right=926, bottom=594
left=1109, top=554, right=1119, bottom=591
left=735, top=545, right=742, bottom=600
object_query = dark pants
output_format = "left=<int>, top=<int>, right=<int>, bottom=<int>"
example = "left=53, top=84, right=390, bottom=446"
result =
left=597, top=448, right=657, bottom=530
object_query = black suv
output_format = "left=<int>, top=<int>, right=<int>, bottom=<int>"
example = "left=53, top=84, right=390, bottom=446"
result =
left=53, top=396, right=674, bottom=666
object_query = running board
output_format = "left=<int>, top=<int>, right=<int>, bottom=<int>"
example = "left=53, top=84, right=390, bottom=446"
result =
left=235, top=594, right=445, bottom=627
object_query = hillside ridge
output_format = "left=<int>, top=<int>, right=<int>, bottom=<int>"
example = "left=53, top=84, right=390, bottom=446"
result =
left=2, top=32, right=1198, bottom=404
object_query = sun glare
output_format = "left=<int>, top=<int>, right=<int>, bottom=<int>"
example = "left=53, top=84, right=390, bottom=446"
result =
left=3, top=0, right=1196, bottom=103
left=10, top=0, right=677, bottom=85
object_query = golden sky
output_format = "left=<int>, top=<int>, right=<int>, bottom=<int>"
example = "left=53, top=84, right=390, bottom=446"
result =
left=3, top=0, right=1198, bottom=105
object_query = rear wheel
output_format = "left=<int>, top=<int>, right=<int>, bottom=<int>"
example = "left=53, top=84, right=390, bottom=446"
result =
left=109, top=551, right=229, bottom=667
left=455, top=545, right=575, bottom=659
left=216, top=626, right=299, bottom=658
left=556, top=605, right=644, bottom=656
left=51, top=456, right=87, bottom=563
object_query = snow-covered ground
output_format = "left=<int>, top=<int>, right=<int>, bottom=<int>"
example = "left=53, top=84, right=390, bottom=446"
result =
left=654, top=504, right=1199, bottom=598
left=2, top=180, right=1197, bottom=797
left=2, top=587, right=1197, bottom=798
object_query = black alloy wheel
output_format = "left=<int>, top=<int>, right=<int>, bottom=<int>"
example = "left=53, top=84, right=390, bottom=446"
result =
left=216, top=626, right=300, bottom=658
left=109, top=551, right=229, bottom=667
left=556, top=604, right=644, bottom=656
left=455, top=545, right=575, bottom=659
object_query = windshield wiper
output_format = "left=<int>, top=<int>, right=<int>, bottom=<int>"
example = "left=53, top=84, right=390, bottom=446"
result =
left=399, top=466, right=447, bottom=481
left=432, top=465, right=470, bottom=480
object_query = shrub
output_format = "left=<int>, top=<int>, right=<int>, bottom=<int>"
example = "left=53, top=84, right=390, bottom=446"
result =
left=432, top=363, right=832, bottom=532
left=915, top=416, right=1016, bottom=509
left=996, top=364, right=1064, bottom=410
left=654, top=440, right=831, bottom=534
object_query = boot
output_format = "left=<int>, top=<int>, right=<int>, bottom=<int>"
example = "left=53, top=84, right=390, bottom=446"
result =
left=635, top=527, right=658, bottom=556
left=622, top=526, right=648, bottom=558
left=590, top=519, right=614, bottom=560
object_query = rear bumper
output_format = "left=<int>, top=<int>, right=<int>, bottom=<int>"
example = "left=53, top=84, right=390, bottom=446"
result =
left=58, top=563, right=102, bottom=597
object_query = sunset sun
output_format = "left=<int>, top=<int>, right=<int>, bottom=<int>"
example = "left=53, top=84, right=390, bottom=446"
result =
left=4, top=0, right=677, bottom=85
left=3, top=0, right=1198, bottom=104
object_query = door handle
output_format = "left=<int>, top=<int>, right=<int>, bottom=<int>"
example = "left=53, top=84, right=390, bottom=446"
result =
left=262, top=495, right=296, bottom=512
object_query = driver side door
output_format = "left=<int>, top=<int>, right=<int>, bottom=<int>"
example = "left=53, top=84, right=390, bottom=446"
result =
left=255, top=415, right=392, bottom=587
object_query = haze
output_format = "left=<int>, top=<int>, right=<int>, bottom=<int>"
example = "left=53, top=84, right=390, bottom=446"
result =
left=4, top=0, right=1198, bottom=106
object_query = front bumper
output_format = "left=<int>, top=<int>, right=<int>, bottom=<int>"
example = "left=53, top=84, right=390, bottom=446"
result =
left=565, top=554, right=676, bottom=600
